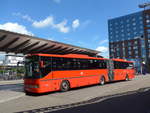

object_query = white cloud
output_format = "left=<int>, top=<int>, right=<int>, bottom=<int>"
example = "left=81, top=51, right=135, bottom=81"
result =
left=13, top=13, right=70, bottom=33
left=53, top=20, right=70, bottom=33
left=32, top=16, right=53, bottom=28
left=45, top=36, right=55, bottom=41
left=80, top=20, right=91, bottom=29
left=13, top=13, right=54, bottom=29
left=32, top=17, right=70, bottom=33
left=99, top=39, right=108, bottom=45
left=12, top=12, right=34, bottom=22
left=96, top=46, right=108, bottom=53
left=96, top=46, right=109, bottom=58
left=52, top=0, right=61, bottom=3
left=22, top=15, right=34, bottom=22
left=0, top=22, right=33, bottom=36
left=72, top=19, right=80, bottom=29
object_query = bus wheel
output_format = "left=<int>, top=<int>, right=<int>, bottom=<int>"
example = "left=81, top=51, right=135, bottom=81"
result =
left=25, top=91, right=32, bottom=95
left=60, top=80, right=70, bottom=92
left=125, top=75, right=129, bottom=81
left=100, top=76, right=105, bottom=85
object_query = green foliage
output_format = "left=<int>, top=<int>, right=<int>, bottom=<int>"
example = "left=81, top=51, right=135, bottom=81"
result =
left=0, top=66, right=25, bottom=75
left=17, top=67, right=25, bottom=73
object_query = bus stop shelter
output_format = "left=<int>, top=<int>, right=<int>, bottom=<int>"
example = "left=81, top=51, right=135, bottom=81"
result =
left=0, top=30, right=100, bottom=56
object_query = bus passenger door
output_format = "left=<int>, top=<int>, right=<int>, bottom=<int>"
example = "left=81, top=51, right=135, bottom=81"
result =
left=107, top=60, right=114, bottom=81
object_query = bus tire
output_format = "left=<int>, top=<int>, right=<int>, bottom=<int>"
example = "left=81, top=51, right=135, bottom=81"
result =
left=100, top=76, right=105, bottom=85
left=25, top=91, right=31, bottom=95
left=125, top=75, right=129, bottom=81
left=60, top=80, right=70, bottom=92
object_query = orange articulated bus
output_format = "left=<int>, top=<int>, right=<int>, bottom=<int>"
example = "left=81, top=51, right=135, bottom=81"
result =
left=24, top=54, right=135, bottom=94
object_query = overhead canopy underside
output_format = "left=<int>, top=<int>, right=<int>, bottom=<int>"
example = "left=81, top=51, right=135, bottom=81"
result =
left=0, top=30, right=99, bottom=56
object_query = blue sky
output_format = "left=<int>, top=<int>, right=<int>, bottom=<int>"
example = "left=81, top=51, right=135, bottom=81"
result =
left=0, top=0, right=146, bottom=58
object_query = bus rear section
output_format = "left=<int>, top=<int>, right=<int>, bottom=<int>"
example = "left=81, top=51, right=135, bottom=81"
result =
left=24, top=54, right=109, bottom=94
left=108, top=59, right=135, bottom=81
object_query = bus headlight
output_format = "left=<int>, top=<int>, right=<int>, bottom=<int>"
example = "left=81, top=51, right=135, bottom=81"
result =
left=32, top=85, right=39, bottom=88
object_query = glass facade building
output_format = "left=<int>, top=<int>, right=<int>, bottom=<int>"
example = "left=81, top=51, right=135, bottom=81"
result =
left=108, top=9, right=150, bottom=73
left=108, top=11, right=144, bottom=43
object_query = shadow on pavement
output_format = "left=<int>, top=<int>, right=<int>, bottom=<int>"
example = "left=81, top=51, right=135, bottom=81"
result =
left=17, top=87, right=150, bottom=113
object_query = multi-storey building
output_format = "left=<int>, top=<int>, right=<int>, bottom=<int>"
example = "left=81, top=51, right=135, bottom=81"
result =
left=108, top=8, right=150, bottom=72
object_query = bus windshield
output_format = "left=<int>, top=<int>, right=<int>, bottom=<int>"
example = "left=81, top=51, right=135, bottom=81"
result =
left=25, top=56, right=41, bottom=78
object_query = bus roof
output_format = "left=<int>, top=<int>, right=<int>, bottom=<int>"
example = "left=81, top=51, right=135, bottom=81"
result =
left=27, top=53, right=109, bottom=60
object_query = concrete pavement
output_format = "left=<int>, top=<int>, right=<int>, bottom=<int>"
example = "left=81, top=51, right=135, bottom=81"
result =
left=0, top=79, right=24, bottom=104
left=0, top=75, right=150, bottom=113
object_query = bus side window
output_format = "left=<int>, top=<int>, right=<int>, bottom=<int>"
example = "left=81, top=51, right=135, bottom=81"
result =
left=122, top=62, right=125, bottom=69
left=91, top=59, right=98, bottom=69
left=77, top=59, right=81, bottom=69
left=99, top=60, right=103, bottom=69
left=98, top=60, right=106, bottom=69
left=103, top=60, right=107, bottom=69
left=72, top=58, right=78, bottom=70
left=114, top=61, right=121, bottom=69
left=40, top=56, right=52, bottom=77
left=126, top=63, right=134, bottom=69
left=114, top=61, right=117, bottom=69
left=119, top=62, right=122, bottom=69
left=52, top=57, right=61, bottom=70
left=82, top=59, right=88, bottom=69
left=124, top=62, right=128, bottom=69
left=88, top=59, right=93, bottom=69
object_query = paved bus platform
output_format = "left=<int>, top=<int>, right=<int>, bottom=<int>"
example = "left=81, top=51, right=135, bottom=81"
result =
left=0, top=79, right=24, bottom=104
left=0, top=75, right=150, bottom=113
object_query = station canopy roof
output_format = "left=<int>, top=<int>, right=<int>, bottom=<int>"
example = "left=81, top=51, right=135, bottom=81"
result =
left=0, top=30, right=99, bottom=56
